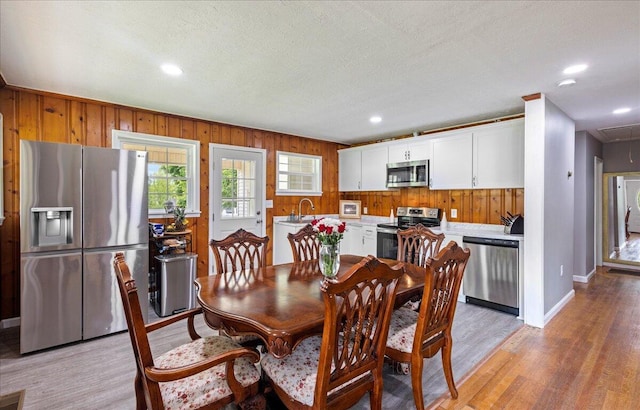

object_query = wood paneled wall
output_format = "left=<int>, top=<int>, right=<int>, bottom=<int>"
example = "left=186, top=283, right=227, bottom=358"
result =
left=0, top=87, right=346, bottom=320
left=0, top=86, right=524, bottom=320
left=343, top=187, right=524, bottom=224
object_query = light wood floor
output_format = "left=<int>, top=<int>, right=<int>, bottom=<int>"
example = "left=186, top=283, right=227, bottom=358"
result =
left=432, top=266, right=640, bottom=409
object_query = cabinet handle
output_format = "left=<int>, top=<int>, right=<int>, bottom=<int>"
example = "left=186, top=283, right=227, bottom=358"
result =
left=472, top=176, right=477, bottom=186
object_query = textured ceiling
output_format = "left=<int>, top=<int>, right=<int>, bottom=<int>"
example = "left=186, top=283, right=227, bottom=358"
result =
left=1, top=1, right=639, bottom=145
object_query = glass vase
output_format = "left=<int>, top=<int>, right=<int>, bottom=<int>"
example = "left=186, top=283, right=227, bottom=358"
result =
left=319, top=243, right=340, bottom=279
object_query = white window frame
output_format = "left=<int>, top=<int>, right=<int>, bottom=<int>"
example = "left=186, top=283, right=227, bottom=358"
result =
left=276, top=151, right=322, bottom=196
left=112, top=130, right=201, bottom=218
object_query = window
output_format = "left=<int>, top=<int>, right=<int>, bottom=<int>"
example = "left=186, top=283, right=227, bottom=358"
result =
left=112, top=130, right=200, bottom=217
left=276, top=151, right=322, bottom=196
left=221, top=157, right=257, bottom=219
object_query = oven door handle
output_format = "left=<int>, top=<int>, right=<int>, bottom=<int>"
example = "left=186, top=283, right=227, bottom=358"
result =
left=376, top=227, right=398, bottom=235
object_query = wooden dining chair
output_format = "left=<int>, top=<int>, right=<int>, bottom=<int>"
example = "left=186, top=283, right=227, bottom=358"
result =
left=112, top=252, right=264, bottom=410
left=209, top=228, right=269, bottom=347
left=261, top=256, right=404, bottom=409
left=287, top=223, right=321, bottom=262
left=397, top=223, right=445, bottom=268
left=385, top=241, right=470, bottom=409
left=209, top=228, right=269, bottom=274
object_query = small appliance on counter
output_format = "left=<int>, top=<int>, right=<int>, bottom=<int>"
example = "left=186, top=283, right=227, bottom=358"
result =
left=501, top=212, right=524, bottom=234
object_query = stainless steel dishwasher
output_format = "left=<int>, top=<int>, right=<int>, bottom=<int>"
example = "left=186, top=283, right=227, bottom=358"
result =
left=462, top=236, right=519, bottom=315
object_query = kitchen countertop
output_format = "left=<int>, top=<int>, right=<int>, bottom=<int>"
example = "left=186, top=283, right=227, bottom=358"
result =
left=274, top=217, right=523, bottom=241
left=274, top=215, right=387, bottom=228
left=432, top=222, right=524, bottom=242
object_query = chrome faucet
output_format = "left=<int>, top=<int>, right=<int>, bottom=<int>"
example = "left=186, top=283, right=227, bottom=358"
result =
left=298, top=198, right=315, bottom=221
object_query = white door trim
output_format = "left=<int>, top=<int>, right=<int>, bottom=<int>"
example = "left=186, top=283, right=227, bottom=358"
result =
left=208, top=143, right=267, bottom=276
left=594, top=156, right=603, bottom=267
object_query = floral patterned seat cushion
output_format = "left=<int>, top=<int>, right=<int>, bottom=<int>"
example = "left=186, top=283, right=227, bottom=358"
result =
left=261, top=335, right=368, bottom=407
left=155, top=336, right=261, bottom=410
left=386, top=307, right=419, bottom=353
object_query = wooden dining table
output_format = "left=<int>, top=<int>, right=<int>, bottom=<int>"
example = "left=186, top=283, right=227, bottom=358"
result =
left=195, top=255, right=426, bottom=358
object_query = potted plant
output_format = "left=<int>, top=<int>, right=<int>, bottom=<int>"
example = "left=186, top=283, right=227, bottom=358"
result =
left=173, top=206, right=188, bottom=232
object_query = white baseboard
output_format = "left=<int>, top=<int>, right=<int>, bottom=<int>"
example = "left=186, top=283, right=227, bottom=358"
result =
left=1, top=317, right=20, bottom=329
left=573, top=267, right=596, bottom=283
left=544, top=289, right=575, bottom=326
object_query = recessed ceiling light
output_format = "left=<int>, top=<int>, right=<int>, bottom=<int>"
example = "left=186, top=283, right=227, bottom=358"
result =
left=557, top=79, right=576, bottom=87
left=369, top=116, right=382, bottom=124
left=563, top=64, right=587, bottom=75
left=613, top=107, right=631, bottom=115
left=161, top=63, right=183, bottom=76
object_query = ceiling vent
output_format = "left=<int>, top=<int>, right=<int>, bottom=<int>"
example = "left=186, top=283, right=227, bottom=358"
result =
left=597, top=123, right=640, bottom=143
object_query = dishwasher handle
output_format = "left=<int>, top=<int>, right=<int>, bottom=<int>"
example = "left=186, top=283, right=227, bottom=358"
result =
left=462, top=236, right=519, bottom=248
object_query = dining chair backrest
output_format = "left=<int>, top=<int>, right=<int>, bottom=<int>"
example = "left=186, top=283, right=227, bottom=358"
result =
left=261, top=257, right=405, bottom=408
left=416, top=241, right=469, bottom=351
left=384, top=241, right=470, bottom=409
left=287, top=223, right=321, bottom=262
left=210, top=228, right=269, bottom=274
left=315, top=256, right=403, bottom=408
left=396, top=223, right=445, bottom=268
left=113, top=253, right=152, bottom=381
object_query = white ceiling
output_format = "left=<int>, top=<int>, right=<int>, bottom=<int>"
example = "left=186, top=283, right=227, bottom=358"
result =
left=1, top=1, right=639, bottom=145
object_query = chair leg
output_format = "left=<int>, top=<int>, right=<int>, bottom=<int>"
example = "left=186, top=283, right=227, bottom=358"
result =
left=134, top=373, right=146, bottom=410
left=441, top=340, right=458, bottom=399
left=410, top=356, right=425, bottom=410
left=238, top=393, right=266, bottom=410
left=369, top=373, right=384, bottom=410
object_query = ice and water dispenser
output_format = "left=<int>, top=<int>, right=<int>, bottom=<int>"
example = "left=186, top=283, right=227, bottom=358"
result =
left=31, top=207, right=74, bottom=247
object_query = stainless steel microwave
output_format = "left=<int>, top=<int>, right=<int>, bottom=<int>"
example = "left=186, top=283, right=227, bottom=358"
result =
left=386, top=159, right=429, bottom=188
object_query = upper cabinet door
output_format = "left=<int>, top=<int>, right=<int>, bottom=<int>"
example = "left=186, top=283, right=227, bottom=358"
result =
left=338, top=149, right=362, bottom=191
left=473, top=119, right=524, bottom=189
left=360, top=145, right=388, bottom=191
left=430, top=131, right=473, bottom=189
left=339, top=145, right=389, bottom=192
left=388, top=140, right=431, bottom=163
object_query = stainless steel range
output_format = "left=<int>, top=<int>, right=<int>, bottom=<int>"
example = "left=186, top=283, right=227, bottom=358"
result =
left=376, top=207, right=441, bottom=259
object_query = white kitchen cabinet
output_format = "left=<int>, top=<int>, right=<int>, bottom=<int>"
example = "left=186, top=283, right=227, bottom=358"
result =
left=338, top=149, right=362, bottom=191
left=273, top=222, right=299, bottom=265
left=341, top=223, right=377, bottom=256
left=429, top=119, right=524, bottom=190
left=388, top=139, right=431, bottom=163
left=430, top=131, right=473, bottom=189
left=472, top=118, right=524, bottom=188
left=338, top=145, right=388, bottom=191
left=361, top=224, right=377, bottom=256
left=341, top=224, right=361, bottom=255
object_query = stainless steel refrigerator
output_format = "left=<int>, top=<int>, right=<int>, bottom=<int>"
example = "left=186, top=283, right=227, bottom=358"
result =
left=20, top=140, right=148, bottom=353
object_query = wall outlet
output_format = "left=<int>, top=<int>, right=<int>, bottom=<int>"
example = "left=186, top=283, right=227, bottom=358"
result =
left=451, top=208, right=458, bottom=218
left=560, top=265, right=564, bottom=276
left=363, top=207, right=368, bottom=214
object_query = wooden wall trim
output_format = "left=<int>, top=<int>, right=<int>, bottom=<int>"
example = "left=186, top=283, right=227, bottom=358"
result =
left=522, top=93, right=542, bottom=101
